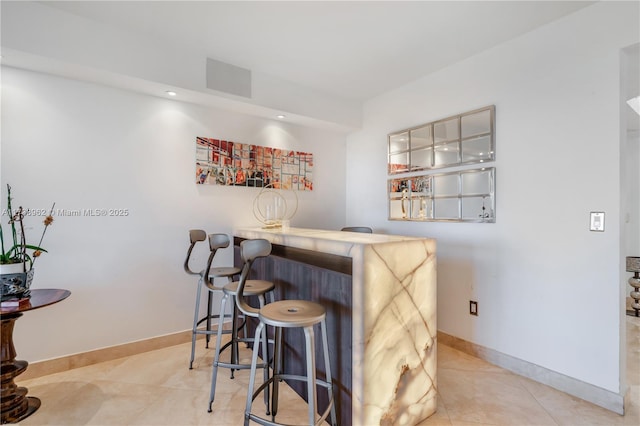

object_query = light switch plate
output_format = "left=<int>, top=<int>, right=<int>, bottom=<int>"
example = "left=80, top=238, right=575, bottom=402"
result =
left=590, top=212, right=605, bottom=232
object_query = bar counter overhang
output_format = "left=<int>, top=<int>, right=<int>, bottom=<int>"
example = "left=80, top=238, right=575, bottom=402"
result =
left=234, top=227, right=437, bottom=425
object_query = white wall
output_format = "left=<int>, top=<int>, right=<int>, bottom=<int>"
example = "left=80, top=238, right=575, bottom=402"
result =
left=0, top=0, right=362, bottom=131
left=622, top=43, right=640, bottom=258
left=0, top=67, right=347, bottom=361
left=346, top=1, right=638, bottom=395
left=619, top=42, right=640, bottom=397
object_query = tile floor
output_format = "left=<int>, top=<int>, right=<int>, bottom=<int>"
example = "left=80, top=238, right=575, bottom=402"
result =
left=16, top=315, right=640, bottom=425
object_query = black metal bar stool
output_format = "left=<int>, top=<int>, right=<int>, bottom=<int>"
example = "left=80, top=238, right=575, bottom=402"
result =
left=208, top=238, right=275, bottom=413
left=237, top=239, right=337, bottom=426
left=183, top=231, right=241, bottom=369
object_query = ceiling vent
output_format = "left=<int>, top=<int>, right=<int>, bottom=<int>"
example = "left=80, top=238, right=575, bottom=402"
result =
left=206, top=58, right=252, bottom=98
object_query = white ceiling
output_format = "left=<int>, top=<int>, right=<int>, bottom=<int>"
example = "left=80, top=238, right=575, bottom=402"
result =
left=41, top=0, right=595, bottom=102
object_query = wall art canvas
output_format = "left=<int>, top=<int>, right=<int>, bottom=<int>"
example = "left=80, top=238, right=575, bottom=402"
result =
left=196, top=137, right=313, bottom=190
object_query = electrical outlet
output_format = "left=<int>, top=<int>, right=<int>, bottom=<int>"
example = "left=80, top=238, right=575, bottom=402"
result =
left=470, top=301, right=478, bottom=316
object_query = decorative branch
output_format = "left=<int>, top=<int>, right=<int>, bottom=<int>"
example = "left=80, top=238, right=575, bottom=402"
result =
left=32, top=202, right=55, bottom=267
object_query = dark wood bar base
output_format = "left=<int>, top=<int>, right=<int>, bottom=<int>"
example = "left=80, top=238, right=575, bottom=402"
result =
left=235, top=238, right=353, bottom=426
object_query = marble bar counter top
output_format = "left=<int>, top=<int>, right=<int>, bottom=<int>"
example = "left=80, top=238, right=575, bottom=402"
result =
left=235, top=227, right=437, bottom=425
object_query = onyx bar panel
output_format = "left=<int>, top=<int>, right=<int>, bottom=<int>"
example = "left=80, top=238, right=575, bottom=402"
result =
left=235, top=227, right=437, bottom=426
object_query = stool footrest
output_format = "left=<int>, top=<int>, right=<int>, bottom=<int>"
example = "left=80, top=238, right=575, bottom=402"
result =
left=215, top=339, right=269, bottom=371
left=216, top=361, right=266, bottom=370
left=248, top=374, right=335, bottom=426
left=269, top=374, right=333, bottom=391
left=196, top=313, right=232, bottom=327
left=247, top=401, right=335, bottom=426
left=194, top=328, right=232, bottom=336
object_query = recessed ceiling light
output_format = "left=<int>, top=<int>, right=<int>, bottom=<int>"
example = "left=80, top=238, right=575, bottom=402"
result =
left=276, top=114, right=286, bottom=119
left=166, top=91, right=177, bottom=97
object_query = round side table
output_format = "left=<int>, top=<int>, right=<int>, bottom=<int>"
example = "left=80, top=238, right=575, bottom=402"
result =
left=1, top=289, right=71, bottom=424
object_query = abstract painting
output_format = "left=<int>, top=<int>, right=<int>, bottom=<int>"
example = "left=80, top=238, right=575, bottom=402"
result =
left=196, top=137, right=313, bottom=190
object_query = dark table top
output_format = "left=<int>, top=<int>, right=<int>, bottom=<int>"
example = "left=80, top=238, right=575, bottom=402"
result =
left=0, top=289, right=71, bottom=316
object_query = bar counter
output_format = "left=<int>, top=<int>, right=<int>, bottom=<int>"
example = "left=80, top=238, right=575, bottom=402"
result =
left=234, top=227, right=437, bottom=426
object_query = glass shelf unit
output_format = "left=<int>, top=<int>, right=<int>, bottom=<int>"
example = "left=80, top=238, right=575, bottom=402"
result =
left=388, top=106, right=495, bottom=173
left=388, top=167, right=495, bottom=223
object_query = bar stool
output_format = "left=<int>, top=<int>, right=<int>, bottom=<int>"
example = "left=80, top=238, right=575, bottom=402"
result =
left=237, top=239, right=337, bottom=426
left=208, top=238, right=275, bottom=413
left=184, top=231, right=241, bottom=369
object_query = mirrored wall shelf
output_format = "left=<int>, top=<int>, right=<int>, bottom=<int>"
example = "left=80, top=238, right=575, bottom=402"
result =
left=388, top=167, right=495, bottom=223
left=388, top=105, right=495, bottom=173
left=387, top=105, right=496, bottom=223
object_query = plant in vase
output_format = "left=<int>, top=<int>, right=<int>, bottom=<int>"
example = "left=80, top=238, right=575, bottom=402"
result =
left=0, top=184, right=55, bottom=301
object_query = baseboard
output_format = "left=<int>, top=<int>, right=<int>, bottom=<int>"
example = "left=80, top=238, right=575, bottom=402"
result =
left=437, top=331, right=625, bottom=415
left=20, top=328, right=628, bottom=415
left=20, top=330, right=195, bottom=381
